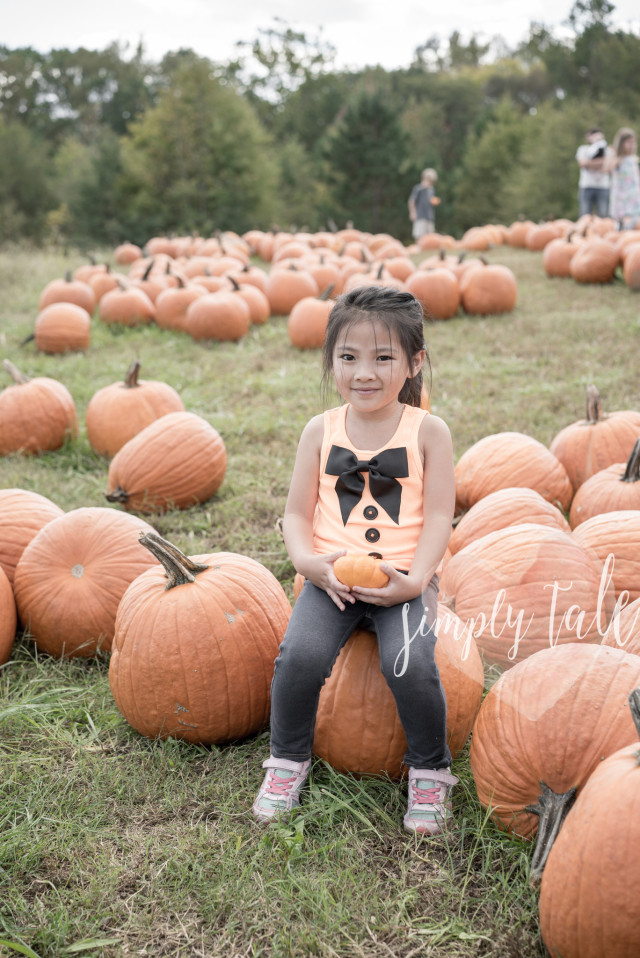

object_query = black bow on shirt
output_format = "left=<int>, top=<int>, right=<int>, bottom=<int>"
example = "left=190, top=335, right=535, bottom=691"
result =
left=325, top=444, right=409, bottom=525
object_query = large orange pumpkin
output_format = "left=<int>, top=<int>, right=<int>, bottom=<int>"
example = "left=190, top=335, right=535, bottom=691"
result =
left=109, top=532, right=291, bottom=743
left=440, top=523, right=614, bottom=667
left=569, top=237, right=620, bottom=283
left=312, top=603, right=484, bottom=778
left=542, top=235, right=580, bottom=277
left=448, top=486, right=570, bottom=557
left=86, top=360, right=185, bottom=458
left=549, top=384, right=640, bottom=491
left=0, top=360, right=78, bottom=455
left=569, top=438, right=640, bottom=527
left=13, top=507, right=157, bottom=657
left=454, top=431, right=573, bottom=514
left=185, top=291, right=251, bottom=342
left=538, top=689, right=640, bottom=957
left=572, top=509, right=640, bottom=602
left=264, top=265, right=319, bottom=316
left=287, top=287, right=335, bottom=349
left=406, top=268, right=460, bottom=320
left=38, top=271, right=96, bottom=314
left=470, top=644, right=640, bottom=880
left=0, top=489, right=64, bottom=585
left=34, top=302, right=91, bottom=354
left=106, top=411, right=226, bottom=514
left=99, top=285, right=155, bottom=326
left=459, top=264, right=517, bottom=315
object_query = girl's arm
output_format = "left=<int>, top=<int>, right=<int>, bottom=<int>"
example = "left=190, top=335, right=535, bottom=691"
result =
left=283, top=414, right=355, bottom=610
left=351, top=414, right=455, bottom=607
left=602, top=147, right=621, bottom=174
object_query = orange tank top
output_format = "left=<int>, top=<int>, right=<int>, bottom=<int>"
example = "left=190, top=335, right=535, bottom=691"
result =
left=313, top=403, right=428, bottom=571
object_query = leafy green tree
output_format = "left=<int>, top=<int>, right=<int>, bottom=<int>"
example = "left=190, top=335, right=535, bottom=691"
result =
left=51, top=128, right=126, bottom=246
left=320, top=89, right=411, bottom=236
left=0, top=118, right=54, bottom=243
left=453, top=98, right=526, bottom=229
left=119, top=59, right=279, bottom=237
left=220, top=18, right=336, bottom=131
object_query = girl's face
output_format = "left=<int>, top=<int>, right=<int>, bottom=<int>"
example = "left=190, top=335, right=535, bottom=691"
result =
left=622, top=135, right=637, bottom=155
left=332, top=318, right=424, bottom=414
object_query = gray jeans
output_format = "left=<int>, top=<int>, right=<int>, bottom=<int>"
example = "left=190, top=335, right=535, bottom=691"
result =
left=269, top=575, right=451, bottom=769
left=579, top=186, right=609, bottom=218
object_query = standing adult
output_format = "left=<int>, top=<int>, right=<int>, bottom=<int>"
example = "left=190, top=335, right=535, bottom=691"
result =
left=408, top=169, right=439, bottom=240
left=576, top=127, right=610, bottom=218
left=604, top=128, right=640, bottom=230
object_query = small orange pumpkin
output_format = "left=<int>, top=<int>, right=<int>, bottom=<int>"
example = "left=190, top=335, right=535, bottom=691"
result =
left=333, top=552, right=390, bottom=589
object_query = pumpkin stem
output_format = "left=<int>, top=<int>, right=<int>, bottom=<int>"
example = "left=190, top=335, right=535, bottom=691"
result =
left=621, top=437, right=640, bottom=483
left=526, top=782, right=578, bottom=885
left=629, top=687, right=640, bottom=737
left=2, top=359, right=30, bottom=384
left=142, top=259, right=155, bottom=280
left=586, top=384, right=602, bottom=424
left=124, top=359, right=141, bottom=389
left=64, top=268, right=72, bottom=282
left=138, top=531, right=209, bottom=589
left=105, top=486, right=129, bottom=505
left=319, top=283, right=335, bottom=301
left=228, top=276, right=241, bottom=291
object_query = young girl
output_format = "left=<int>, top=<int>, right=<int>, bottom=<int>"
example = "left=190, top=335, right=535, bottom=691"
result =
left=604, top=127, right=640, bottom=229
left=253, top=286, right=456, bottom=835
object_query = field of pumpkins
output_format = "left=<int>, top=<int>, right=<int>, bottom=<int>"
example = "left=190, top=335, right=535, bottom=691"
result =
left=1, top=215, right=640, bottom=957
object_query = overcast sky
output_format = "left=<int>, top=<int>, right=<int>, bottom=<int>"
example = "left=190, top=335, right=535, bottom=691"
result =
left=3, top=0, right=639, bottom=71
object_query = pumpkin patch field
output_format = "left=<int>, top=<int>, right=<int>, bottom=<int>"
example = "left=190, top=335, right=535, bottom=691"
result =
left=0, top=233, right=639, bottom=958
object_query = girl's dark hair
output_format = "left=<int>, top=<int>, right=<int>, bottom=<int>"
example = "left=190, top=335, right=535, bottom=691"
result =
left=321, top=286, right=431, bottom=407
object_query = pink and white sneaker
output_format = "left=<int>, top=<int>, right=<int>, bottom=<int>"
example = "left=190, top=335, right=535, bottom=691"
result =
left=403, top=767, right=458, bottom=835
left=252, top=757, right=312, bottom=823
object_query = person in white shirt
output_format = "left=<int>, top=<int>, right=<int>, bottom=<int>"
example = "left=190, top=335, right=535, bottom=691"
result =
left=576, top=127, right=610, bottom=217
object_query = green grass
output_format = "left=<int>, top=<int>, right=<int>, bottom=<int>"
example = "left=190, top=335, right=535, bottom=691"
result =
left=0, top=240, right=638, bottom=957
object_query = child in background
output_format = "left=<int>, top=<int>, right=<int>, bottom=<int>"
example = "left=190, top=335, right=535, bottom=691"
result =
left=252, top=286, right=457, bottom=835
left=408, top=168, right=440, bottom=239
left=604, top=127, right=640, bottom=229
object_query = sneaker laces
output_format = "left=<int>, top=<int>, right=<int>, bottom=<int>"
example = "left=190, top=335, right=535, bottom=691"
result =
left=412, top=783, right=445, bottom=804
left=264, top=769, right=297, bottom=798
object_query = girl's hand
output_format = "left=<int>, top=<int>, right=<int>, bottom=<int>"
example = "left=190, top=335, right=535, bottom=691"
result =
left=350, top=564, right=422, bottom=607
left=298, top=551, right=356, bottom=610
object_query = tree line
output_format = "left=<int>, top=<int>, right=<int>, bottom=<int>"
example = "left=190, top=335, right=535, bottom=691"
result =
left=1, top=0, right=639, bottom=247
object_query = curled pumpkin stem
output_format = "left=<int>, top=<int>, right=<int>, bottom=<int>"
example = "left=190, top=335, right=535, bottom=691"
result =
left=526, top=782, right=577, bottom=886
left=138, top=530, right=209, bottom=589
